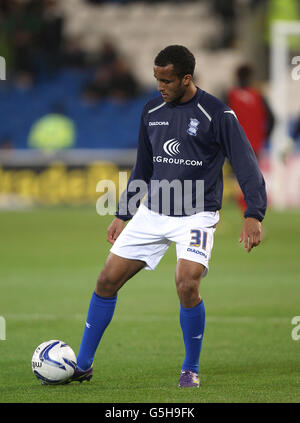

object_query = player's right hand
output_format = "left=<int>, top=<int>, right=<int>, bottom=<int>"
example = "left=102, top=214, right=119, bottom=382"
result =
left=239, top=217, right=262, bottom=253
left=107, top=218, right=125, bottom=244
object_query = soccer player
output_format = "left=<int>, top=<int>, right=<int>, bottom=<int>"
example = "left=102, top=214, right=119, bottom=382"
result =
left=68, top=45, right=267, bottom=388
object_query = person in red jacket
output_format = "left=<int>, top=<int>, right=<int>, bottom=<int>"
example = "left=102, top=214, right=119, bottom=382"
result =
left=227, top=64, right=274, bottom=212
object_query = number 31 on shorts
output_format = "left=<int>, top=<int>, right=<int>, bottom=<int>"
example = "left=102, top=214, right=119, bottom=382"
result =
left=190, top=229, right=208, bottom=250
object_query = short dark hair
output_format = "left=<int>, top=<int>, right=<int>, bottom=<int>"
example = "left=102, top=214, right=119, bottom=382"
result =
left=154, top=45, right=196, bottom=78
left=236, top=64, right=254, bottom=87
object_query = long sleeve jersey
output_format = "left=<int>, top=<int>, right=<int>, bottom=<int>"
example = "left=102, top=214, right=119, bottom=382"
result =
left=116, top=87, right=267, bottom=221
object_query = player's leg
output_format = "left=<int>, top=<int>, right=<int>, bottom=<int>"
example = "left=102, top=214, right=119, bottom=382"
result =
left=75, top=254, right=145, bottom=374
left=175, top=259, right=206, bottom=387
left=95, top=252, right=146, bottom=297
left=72, top=205, right=170, bottom=382
left=175, top=258, right=205, bottom=308
left=173, top=213, right=218, bottom=387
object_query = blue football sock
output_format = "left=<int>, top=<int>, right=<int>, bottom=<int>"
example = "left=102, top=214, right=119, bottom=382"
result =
left=180, top=300, right=205, bottom=374
left=77, top=291, right=117, bottom=370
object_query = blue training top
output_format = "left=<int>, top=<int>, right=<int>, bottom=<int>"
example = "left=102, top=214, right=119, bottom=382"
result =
left=116, top=87, right=267, bottom=221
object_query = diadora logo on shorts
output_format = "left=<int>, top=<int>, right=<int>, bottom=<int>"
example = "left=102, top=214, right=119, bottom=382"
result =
left=187, top=247, right=207, bottom=259
left=187, top=118, right=200, bottom=136
left=149, top=121, right=169, bottom=126
left=163, top=138, right=180, bottom=156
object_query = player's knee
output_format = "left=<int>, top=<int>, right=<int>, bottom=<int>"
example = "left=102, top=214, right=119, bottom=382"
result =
left=176, top=267, right=203, bottom=287
left=96, top=269, right=118, bottom=297
left=176, top=278, right=198, bottom=298
left=175, top=270, right=203, bottom=304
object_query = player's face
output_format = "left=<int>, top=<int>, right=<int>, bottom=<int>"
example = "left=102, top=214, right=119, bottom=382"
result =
left=154, top=64, right=189, bottom=103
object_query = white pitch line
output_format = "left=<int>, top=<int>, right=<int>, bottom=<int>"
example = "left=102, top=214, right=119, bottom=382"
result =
left=3, top=313, right=291, bottom=324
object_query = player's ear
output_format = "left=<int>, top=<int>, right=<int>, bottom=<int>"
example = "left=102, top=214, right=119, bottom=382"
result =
left=183, top=74, right=192, bottom=86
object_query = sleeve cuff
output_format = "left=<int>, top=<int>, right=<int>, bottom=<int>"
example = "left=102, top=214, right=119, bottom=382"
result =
left=243, top=212, right=264, bottom=222
left=115, top=212, right=132, bottom=222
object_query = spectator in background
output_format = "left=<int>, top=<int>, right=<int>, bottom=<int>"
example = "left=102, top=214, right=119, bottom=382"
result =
left=35, top=0, right=64, bottom=74
left=108, top=57, right=141, bottom=101
left=226, top=63, right=274, bottom=213
left=82, top=40, right=141, bottom=103
left=61, top=36, right=87, bottom=69
left=81, top=39, right=121, bottom=101
left=1, top=0, right=41, bottom=75
left=0, top=0, right=64, bottom=78
left=0, top=2, right=13, bottom=71
left=209, top=0, right=237, bottom=49
left=92, top=39, right=119, bottom=70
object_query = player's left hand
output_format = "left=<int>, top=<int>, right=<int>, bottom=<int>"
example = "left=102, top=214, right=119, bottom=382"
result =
left=239, top=217, right=262, bottom=253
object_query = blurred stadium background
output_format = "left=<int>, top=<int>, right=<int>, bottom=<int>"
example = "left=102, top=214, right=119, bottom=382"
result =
left=1, top=0, right=300, bottom=404
left=0, top=0, right=299, bottom=209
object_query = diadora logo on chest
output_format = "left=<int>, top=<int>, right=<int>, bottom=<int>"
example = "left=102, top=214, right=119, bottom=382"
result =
left=187, top=118, right=200, bottom=136
left=163, top=138, right=180, bottom=156
left=149, top=121, right=169, bottom=126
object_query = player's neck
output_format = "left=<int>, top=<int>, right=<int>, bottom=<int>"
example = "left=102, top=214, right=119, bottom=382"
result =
left=179, top=84, right=197, bottom=104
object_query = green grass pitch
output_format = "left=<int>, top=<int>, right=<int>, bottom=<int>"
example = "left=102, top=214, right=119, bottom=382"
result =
left=0, top=204, right=300, bottom=403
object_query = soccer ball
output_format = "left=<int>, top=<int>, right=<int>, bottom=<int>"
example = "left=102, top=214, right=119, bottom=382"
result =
left=32, top=340, right=77, bottom=385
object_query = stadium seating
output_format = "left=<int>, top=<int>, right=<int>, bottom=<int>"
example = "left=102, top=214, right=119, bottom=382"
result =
left=0, top=1, right=249, bottom=150
left=0, top=65, right=157, bottom=149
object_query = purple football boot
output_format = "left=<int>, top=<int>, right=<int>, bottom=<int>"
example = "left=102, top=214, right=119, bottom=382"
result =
left=65, top=365, right=93, bottom=383
left=178, top=370, right=200, bottom=388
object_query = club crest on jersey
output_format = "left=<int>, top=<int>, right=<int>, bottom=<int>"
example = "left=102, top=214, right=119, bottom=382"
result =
left=187, top=118, right=200, bottom=136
